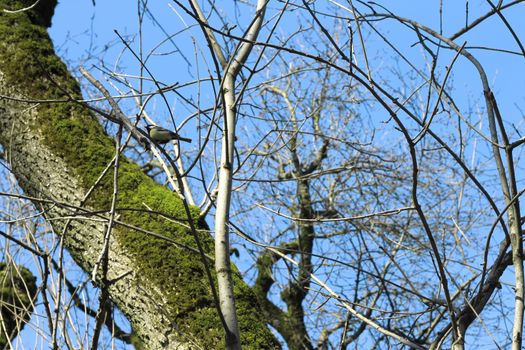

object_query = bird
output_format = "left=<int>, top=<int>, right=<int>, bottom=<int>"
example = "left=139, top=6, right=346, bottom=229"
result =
left=145, top=124, right=192, bottom=144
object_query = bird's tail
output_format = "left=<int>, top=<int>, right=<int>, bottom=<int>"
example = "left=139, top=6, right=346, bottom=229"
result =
left=176, top=136, right=192, bottom=143
left=168, top=130, right=192, bottom=143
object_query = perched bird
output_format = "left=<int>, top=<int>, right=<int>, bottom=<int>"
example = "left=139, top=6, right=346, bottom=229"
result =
left=145, top=124, right=192, bottom=144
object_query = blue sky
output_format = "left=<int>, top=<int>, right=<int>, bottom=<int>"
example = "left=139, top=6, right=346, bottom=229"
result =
left=49, top=0, right=525, bottom=139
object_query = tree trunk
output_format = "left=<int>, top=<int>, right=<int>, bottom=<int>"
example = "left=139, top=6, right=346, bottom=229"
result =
left=0, top=1, right=279, bottom=348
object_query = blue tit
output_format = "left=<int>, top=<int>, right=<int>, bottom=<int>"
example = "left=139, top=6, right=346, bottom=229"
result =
left=145, top=124, right=192, bottom=144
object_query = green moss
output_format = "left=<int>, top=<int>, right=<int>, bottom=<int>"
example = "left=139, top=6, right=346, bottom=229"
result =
left=0, top=4, right=279, bottom=349
left=0, top=263, right=37, bottom=347
left=2, top=0, right=56, bottom=27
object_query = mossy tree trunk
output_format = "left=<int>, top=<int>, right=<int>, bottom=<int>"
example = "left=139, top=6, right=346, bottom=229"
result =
left=0, top=1, right=279, bottom=348
left=0, top=263, right=37, bottom=348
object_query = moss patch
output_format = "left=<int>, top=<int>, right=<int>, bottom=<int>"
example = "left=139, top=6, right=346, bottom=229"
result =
left=0, top=263, right=37, bottom=347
